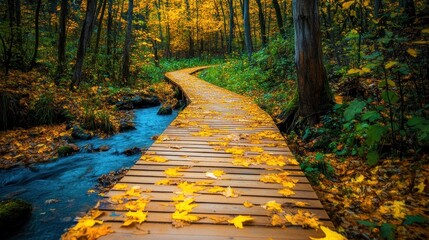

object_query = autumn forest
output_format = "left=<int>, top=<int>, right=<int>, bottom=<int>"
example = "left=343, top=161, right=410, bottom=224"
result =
left=0, top=0, right=428, bottom=239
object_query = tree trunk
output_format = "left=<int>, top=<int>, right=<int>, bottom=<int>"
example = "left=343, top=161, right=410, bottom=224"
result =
left=255, top=0, right=267, bottom=47
left=56, top=0, right=68, bottom=85
left=243, top=0, right=252, bottom=61
left=227, top=0, right=234, bottom=54
left=185, top=0, right=194, bottom=57
left=93, top=0, right=107, bottom=65
left=121, top=0, right=134, bottom=85
left=293, top=0, right=331, bottom=125
left=70, top=0, right=97, bottom=89
left=31, top=0, right=42, bottom=67
left=272, top=0, right=286, bottom=39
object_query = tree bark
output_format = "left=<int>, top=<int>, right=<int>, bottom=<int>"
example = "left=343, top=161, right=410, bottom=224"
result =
left=255, top=0, right=267, bottom=47
left=56, top=0, right=68, bottom=85
left=293, top=0, right=331, bottom=125
left=121, top=0, right=134, bottom=85
left=31, top=0, right=42, bottom=67
left=227, top=0, right=234, bottom=54
left=185, top=0, right=194, bottom=57
left=243, top=0, right=252, bottom=61
left=272, top=0, right=286, bottom=39
left=93, top=0, right=107, bottom=64
left=70, top=0, right=97, bottom=89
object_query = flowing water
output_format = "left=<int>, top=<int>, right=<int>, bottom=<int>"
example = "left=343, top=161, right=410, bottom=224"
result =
left=0, top=107, right=177, bottom=239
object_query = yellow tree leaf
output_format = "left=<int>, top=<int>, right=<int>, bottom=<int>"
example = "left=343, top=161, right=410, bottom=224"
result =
left=278, top=188, right=295, bottom=196
left=342, top=1, right=355, bottom=9
left=164, top=167, right=184, bottom=177
left=207, top=186, right=225, bottom=193
left=271, top=214, right=285, bottom=226
left=123, top=210, right=148, bottom=225
left=176, top=182, right=206, bottom=195
left=285, top=210, right=320, bottom=229
left=155, top=179, right=172, bottom=185
left=212, top=170, right=225, bottom=177
left=112, top=183, right=128, bottom=190
left=415, top=182, right=425, bottom=193
left=222, top=186, right=239, bottom=197
left=309, top=226, right=347, bottom=240
left=262, top=200, right=283, bottom=212
left=392, top=200, right=407, bottom=219
left=406, top=48, right=418, bottom=57
left=175, top=198, right=198, bottom=212
left=228, top=215, right=254, bottom=229
left=385, top=61, right=398, bottom=69
left=243, top=201, right=254, bottom=208
left=124, top=198, right=149, bottom=211
left=294, top=201, right=309, bottom=207
left=172, top=211, right=200, bottom=222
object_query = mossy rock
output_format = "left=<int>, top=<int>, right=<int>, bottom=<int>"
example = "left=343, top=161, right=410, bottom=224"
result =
left=157, top=105, right=173, bottom=115
left=58, top=144, right=79, bottom=157
left=0, top=199, right=32, bottom=238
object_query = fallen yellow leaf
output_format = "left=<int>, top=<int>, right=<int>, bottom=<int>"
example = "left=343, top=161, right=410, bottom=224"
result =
left=309, top=226, right=347, bottom=240
left=228, top=215, right=254, bottom=229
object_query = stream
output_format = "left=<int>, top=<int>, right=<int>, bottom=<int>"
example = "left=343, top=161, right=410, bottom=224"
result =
left=0, top=107, right=177, bottom=239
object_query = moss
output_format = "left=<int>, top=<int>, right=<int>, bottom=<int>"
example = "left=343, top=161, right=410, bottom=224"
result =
left=57, top=144, right=79, bottom=157
left=0, top=199, right=32, bottom=238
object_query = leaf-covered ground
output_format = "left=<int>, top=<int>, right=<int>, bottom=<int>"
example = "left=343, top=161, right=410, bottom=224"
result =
left=0, top=69, right=176, bottom=169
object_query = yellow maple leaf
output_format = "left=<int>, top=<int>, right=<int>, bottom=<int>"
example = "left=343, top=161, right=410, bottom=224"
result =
left=278, top=188, right=295, bottom=196
left=122, top=210, right=148, bottom=226
left=155, top=179, right=172, bottom=185
left=124, top=198, right=149, bottom=211
left=172, top=194, right=186, bottom=202
left=294, top=201, right=309, bottom=207
left=176, top=182, right=206, bottom=195
left=164, top=167, right=184, bottom=177
left=212, top=170, right=225, bottom=177
left=262, top=201, right=283, bottom=212
left=207, top=186, right=225, bottom=193
left=228, top=215, right=254, bottom=229
left=225, top=147, right=246, bottom=155
left=287, top=158, right=299, bottom=165
left=243, top=201, right=254, bottom=208
left=415, top=182, right=425, bottom=193
left=232, top=156, right=252, bottom=167
left=112, top=183, right=128, bottom=190
left=84, top=224, right=114, bottom=239
left=141, top=155, right=168, bottom=163
left=209, top=216, right=229, bottom=223
left=271, top=214, right=285, bottom=226
left=351, top=174, right=365, bottom=183
left=172, top=211, right=200, bottom=222
left=72, top=218, right=103, bottom=230
left=285, top=210, right=320, bottom=229
left=195, top=180, right=215, bottom=185
left=125, top=187, right=141, bottom=197
left=392, top=200, right=407, bottom=219
left=175, top=198, right=198, bottom=212
left=309, top=226, right=347, bottom=240
left=222, top=186, right=239, bottom=197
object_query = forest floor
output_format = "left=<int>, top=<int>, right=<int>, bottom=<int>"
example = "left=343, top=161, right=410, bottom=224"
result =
left=285, top=117, right=429, bottom=239
left=0, top=68, right=176, bottom=169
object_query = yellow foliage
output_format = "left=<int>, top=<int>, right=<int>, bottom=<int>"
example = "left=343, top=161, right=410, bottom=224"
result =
left=271, top=214, right=285, bottom=226
left=243, top=201, right=254, bottom=208
left=172, top=194, right=186, bottom=202
left=209, top=216, right=229, bottom=223
left=262, top=201, right=283, bottom=212
left=175, top=198, right=198, bottom=212
left=309, top=226, right=347, bottom=240
left=232, top=156, right=252, bottom=167
left=285, top=210, right=320, bottom=229
left=176, top=181, right=206, bottom=195
left=228, top=215, right=254, bottom=229
left=155, top=179, right=173, bottom=185
left=294, top=201, right=309, bottom=207
left=124, top=198, right=149, bottom=211
left=122, top=210, right=148, bottom=226
left=212, top=170, right=225, bottom=177
left=112, top=183, right=128, bottom=190
left=164, top=167, right=184, bottom=177
left=140, top=155, right=168, bottom=163
left=222, top=186, right=239, bottom=197
left=225, top=147, right=246, bottom=155
left=172, top=211, right=200, bottom=222
left=207, top=186, right=225, bottom=193
left=278, top=188, right=295, bottom=196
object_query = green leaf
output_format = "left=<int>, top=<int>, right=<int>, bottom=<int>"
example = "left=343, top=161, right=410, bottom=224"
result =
left=407, top=116, right=427, bottom=127
left=362, top=111, right=381, bottom=122
left=358, top=220, right=378, bottom=229
left=380, top=223, right=395, bottom=240
left=344, top=100, right=366, bottom=121
left=366, top=124, right=386, bottom=147
left=366, top=150, right=379, bottom=166
left=382, top=90, right=399, bottom=104
left=403, top=215, right=429, bottom=225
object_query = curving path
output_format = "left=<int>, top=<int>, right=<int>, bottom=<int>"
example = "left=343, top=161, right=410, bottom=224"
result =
left=65, top=67, right=333, bottom=240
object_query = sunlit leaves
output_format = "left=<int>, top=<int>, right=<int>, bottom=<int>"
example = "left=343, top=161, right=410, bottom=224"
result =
left=271, top=214, right=286, bottom=226
left=309, top=226, right=347, bottom=240
left=278, top=188, right=295, bottom=197
left=176, top=181, right=206, bottom=195
left=175, top=198, right=198, bottom=212
left=140, top=155, right=168, bottom=163
left=122, top=210, right=148, bottom=226
left=243, top=201, right=254, bottom=208
left=207, top=186, right=225, bottom=193
left=222, top=186, right=239, bottom=198
left=172, top=211, right=200, bottom=222
left=406, top=48, right=418, bottom=58
left=284, top=210, right=320, bottom=229
left=62, top=210, right=113, bottom=240
left=261, top=200, right=282, bottom=212
left=124, top=198, right=149, bottom=211
left=164, top=167, right=184, bottom=177
left=227, top=215, right=254, bottom=228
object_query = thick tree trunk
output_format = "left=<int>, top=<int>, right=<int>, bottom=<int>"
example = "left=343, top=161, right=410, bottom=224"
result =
left=70, top=0, right=97, bottom=89
left=121, top=0, right=134, bottom=85
left=255, top=0, right=267, bottom=47
left=272, top=0, right=286, bottom=39
left=243, top=0, right=252, bottom=61
left=227, top=0, right=234, bottom=54
left=56, top=0, right=68, bottom=85
left=293, top=0, right=331, bottom=125
left=31, top=0, right=42, bottom=67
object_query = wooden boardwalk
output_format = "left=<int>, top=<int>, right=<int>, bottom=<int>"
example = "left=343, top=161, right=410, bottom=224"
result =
left=65, top=67, right=333, bottom=240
